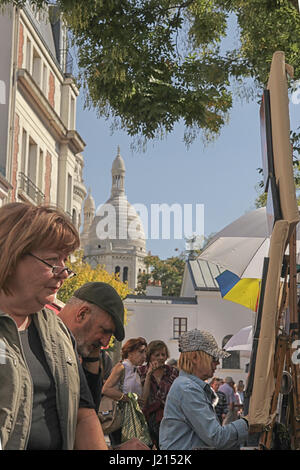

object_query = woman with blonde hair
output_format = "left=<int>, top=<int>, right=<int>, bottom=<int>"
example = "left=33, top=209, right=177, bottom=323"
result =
left=159, top=329, right=249, bottom=450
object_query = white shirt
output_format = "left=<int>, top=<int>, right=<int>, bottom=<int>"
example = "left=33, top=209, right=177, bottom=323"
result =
left=122, top=359, right=143, bottom=396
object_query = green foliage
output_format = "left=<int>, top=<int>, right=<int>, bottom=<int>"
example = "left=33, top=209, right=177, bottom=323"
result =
left=136, top=254, right=185, bottom=297
left=56, top=250, right=132, bottom=348
left=2, top=0, right=299, bottom=144
left=254, top=191, right=267, bottom=209
left=57, top=250, right=132, bottom=307
left=255, top=127, right=300, bottom=208
left=291, top=128, right=300, bottom=203
left=231, top=0, right=300, bottom=87
left=64, top=0, right=236, bottom=145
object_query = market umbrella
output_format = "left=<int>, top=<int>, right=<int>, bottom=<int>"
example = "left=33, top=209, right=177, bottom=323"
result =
left=215, top=270, right=261, bottom=311
left=199, top=207, right=300, bottom=279
left=224, top=325, right=253, bottom=352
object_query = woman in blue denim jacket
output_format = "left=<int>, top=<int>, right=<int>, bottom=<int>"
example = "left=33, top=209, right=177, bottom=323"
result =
left=159, top=329, right=249, bottom=450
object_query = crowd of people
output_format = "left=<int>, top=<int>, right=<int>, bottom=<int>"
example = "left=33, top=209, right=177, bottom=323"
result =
left=210, top=377, right=245, bottom=425
left=99, top=339, right=248, bottom=450
left=0, top=202, right=249, bottom=451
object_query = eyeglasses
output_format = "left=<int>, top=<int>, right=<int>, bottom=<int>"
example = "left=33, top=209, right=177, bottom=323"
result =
left=28, top=253, right=76, bottom=279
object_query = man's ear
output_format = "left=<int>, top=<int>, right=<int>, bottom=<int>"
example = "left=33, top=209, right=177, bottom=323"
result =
left=75, top=305, right=91, bottom=323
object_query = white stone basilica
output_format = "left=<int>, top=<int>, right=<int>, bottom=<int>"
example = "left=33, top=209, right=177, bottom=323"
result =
left=81, top=148, right=147, bottom=290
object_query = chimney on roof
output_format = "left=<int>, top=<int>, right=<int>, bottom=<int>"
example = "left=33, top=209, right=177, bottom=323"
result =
left=146, top=279, right=162, bottom=296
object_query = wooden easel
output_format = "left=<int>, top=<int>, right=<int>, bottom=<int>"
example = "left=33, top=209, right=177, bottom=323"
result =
left=287, top=227, right=300, bottom=449
left=258, top=227, right=300, bottom=449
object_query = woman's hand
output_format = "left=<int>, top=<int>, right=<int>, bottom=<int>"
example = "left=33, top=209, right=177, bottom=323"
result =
left=146, top=362, right=154, bottom=376
left=147, top=360, right=161, bottom=376
left=120, top=393, right=130, bottom=403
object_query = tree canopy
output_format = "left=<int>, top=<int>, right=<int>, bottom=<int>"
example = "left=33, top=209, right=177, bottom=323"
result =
left=57, top=250, right=131, bottom=303
left=1, top=0, right=299, bottom=145
left=137, top=254, right=185, bottom=297
left=55, top=250, right=131, bottom=349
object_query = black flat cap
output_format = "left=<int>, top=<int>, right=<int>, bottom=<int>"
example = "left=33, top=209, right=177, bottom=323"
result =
left=73, top=282, right=125, bottom=341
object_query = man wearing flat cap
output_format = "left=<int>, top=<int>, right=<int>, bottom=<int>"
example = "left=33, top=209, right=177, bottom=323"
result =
left=59, top=282, right=125, bottom=411
left=159, top=329, right=249, bottom=450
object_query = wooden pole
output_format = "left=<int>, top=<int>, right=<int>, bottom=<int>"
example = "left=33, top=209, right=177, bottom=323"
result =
left=258, top=227, right=298, bottom=449
left=259, top=334, right=289, bottom=449
left=287, top=227, right=300, bottom=449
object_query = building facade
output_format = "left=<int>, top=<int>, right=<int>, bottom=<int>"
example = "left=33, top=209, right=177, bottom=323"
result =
left=0, top=3, right=86, bottom=227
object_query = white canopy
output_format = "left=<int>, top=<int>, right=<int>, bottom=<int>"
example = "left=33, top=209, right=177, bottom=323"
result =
left=199, top=207, right=300, bottom=278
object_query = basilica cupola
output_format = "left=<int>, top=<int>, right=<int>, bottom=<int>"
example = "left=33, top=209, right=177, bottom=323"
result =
left=81, top=147, right=147, bottom=289
left=111, top=146, right=125, bottom=196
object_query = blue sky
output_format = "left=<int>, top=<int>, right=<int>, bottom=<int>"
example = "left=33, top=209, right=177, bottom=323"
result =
left=77, top=90, right=299, bottom=260
left=75, top=22, right=300, bottom=260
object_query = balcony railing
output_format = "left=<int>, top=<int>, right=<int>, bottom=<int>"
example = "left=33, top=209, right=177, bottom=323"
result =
left=19, top=172, right=45, bottom=205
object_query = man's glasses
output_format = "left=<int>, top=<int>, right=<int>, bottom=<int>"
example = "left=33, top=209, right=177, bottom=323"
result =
left=28, top=253, right=76, bottom=279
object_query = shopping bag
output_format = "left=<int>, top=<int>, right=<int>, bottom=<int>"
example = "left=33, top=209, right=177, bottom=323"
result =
left=121, top=393, right=152, bottom=447
left=98, top=395, right=123, bottom=434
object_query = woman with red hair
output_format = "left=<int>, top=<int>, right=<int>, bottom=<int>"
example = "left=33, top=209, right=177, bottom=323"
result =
left=102, top=336, right=147, bottom=445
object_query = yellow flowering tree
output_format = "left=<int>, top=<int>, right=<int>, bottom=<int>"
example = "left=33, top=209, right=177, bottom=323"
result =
left=57, top=250, right=132, bottom=348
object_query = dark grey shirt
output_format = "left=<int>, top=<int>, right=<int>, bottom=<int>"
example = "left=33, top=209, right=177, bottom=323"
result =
left=20, top=321, right=95, bottom=450
left=83, top=350, right=113, bottom=412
